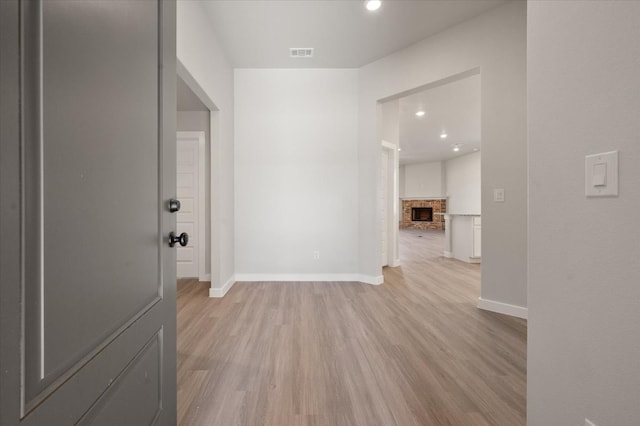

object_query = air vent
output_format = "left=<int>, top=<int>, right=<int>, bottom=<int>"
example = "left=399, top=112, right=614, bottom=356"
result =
left=290, top=48, right=314, bottom=58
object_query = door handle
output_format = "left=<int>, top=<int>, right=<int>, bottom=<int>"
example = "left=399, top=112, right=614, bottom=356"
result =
left=168, top=198, right=181, bottom=213
left=168, top=232, right=189, bottom=247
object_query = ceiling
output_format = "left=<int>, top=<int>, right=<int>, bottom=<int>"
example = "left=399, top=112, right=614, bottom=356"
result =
left=177, top=76, right=209, bottom=111
left=397, top=73, right=480, bottom=165
left=201, top=0, right=509, bottom=68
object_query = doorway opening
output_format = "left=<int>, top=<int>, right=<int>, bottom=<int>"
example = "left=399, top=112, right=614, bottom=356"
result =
left=175, top=61, right=221, bottom=290
left=378, top=69, right=482, bottom=284
left=176, top=74, right=211, bottom=282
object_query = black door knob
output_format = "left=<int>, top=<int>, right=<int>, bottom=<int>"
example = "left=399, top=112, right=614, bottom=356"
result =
left=169, top=232, right=189, bottom=247
left=168, top=198, right=181, bottom=213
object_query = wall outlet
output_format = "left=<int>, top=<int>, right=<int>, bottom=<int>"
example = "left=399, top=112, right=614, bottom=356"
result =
left=494, top=188, right=505, bottom=202
left=313, top=250, right=320, bottom=260
left=585, top=419, right=597, bottom=426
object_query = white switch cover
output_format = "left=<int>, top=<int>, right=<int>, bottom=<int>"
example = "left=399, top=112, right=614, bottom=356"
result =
left=494, top=188, right=505, bottom=202
left=585, top=151, right=618, bottom=197
left=592, top=163, right=607, bottom=186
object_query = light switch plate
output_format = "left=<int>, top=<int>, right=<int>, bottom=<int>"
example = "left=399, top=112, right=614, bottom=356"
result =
left=493, top=188, right=505, bottom=202
left=585, top=151, right=618, bottom=197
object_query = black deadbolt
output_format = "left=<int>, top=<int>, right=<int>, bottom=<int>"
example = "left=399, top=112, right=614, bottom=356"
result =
left=169, top=198, right=181, bottom=213
left=169, top=232, right=188, bottom=247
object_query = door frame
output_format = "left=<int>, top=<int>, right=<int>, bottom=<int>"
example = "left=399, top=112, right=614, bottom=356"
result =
left=176, top=131, right=207, bottom=281
left=381, top=140, right=400, bottom=268
left=176, top=61, right=228, bottom=296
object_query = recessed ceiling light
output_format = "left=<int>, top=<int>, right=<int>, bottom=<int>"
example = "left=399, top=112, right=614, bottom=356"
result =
left=453, top=144, right=460, bottom=152
left=415, top=111, right=425, bottom=117
left=365, top=0, right=382, bottom=11
left=440, top=132, right=447, bottom=139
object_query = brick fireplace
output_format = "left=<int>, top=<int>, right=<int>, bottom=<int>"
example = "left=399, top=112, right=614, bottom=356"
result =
left=400, top=199, right=447, bottom=230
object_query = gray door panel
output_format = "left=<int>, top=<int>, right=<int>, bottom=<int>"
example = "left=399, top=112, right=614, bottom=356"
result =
left=79, top=333, right=162, bottom=426
left=77, top=330, right=164, bottom=426
left=0, top=1, right=177, bottom=424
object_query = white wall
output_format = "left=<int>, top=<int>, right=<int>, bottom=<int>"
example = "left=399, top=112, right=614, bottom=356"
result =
left=445, top=151, right=480, bottom=213
left=234, top=69, right=361, bottom=280
left=528, top=2, right=640, bottom=425
left=358, top=1, right=527, bottom=309
left=401, top=161, right=445, bottom=199
left=176, top=111, right=211, bottom=276
left=400, top=152, right=481, bottom=213
left=177, top=1, right=235, bottom=293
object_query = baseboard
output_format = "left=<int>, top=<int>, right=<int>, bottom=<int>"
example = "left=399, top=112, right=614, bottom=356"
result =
left=477, top=297, right=528, bottom=319
left=360, top=274, right=384, bottom=285
left=209, top=275, right=235, bottom=298
left=199, top=273, right=211, bottom=282
left=389, top=258, right=401, bottom=267
left=444, top=251, right=453, bottom=258
left=234, top=273, right=384, bottom=286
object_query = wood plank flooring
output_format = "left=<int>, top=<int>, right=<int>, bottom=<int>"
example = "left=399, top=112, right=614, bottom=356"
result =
left=177, top=229, right=527, bottom=425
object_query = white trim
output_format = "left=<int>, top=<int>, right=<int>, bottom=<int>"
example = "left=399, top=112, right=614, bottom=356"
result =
left=197, top=132, right=206, bottom=281
left=176, top=131, right=207, bottom=281
left=361, top=274, right=384, bottom=285
left=381, top=140, right=397, bottom=150
left=400, top=197, right=448, bottom=200
left=209, top=275, right=235, bottom=298
left=380, top=140, right=399, bottom=271
left=234, top=274, right=384, bottom=286
left=444, top=251, right=453, bottom=258
left=477, top=297, right=528, bottom=319
left=209, top=110, right=220, bottom=302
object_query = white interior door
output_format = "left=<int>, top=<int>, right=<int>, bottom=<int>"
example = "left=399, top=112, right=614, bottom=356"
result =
left=380, top=149, right=390, bottom=267
left=176, top=132, right=204, bottom=278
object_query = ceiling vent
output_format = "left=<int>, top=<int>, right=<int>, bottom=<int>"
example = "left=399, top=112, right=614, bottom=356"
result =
left=290, top=48, right=314, bottom=58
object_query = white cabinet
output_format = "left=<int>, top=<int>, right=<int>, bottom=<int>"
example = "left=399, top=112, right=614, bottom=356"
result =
left=444, top=214, right=481, bottom=263
left=472, top=217, right=481, bottom=258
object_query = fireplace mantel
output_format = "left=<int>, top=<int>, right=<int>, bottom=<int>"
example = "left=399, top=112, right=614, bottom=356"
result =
left=400, top=197, right=448, bottom=200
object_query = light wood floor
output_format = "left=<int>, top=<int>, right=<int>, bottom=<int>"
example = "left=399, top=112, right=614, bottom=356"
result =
left=177, top=229, right=527, bottom=425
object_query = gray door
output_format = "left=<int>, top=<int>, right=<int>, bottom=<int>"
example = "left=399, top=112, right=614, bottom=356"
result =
left=0, top=1, right=177, bottom=424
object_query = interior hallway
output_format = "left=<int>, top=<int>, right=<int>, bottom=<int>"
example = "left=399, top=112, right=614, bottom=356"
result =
left=176, top=229, right=526, bottom=425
